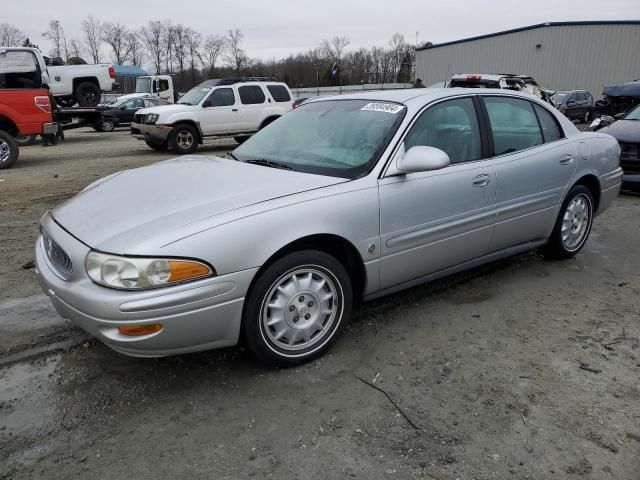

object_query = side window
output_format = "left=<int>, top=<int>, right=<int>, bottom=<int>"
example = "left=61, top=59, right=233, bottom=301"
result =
left=567, top=94, right=577, bottom=104
left=144, top=98, right=161, bottom=107
left=267, top=85, right=291, bottom=102
left=483, top=97, right=543, bottom=155
left=239, top=86, right=266, bottom=104
left=122, top=99, right=137, bottom=109
left=534, top=104, right=563, bottom=143
left=133, top=98, right=144, bottom=109
left=404, top=97, right=482, bottom=164
left=158, top=79, right=170, bottom=92
left=208, top=88, right=236, bottom=107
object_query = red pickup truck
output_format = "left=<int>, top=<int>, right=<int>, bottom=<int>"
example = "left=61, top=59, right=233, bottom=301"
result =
left=0, top=47, right=59, bottom=169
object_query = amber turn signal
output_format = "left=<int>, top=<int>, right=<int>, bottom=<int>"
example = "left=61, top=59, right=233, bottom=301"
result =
left=118, top=324, right=163, bottom=336
left=168, top=261, right=211, bottom=283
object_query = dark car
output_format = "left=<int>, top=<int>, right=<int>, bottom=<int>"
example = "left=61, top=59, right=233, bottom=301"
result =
left=95, top=96, right=167, bottom=132
left=600, top=104, right=640, bottom=190
left=552, top=90, right=594, bottom=123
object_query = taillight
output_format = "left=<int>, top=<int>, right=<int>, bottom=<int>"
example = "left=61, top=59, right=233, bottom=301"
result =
left=108, top=66, right=115, bottom=79
left=466, top=75, right=482, bottom=81
left=292, top=102, right=297, bottom=109
left=35, top=96, right=52, bottom=114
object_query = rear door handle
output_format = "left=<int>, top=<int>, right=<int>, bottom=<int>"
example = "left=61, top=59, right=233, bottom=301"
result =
left=559, top=154, right=574, bottom=165
left=472, top=174, right=491, bottom=187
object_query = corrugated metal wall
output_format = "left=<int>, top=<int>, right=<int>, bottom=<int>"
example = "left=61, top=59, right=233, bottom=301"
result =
left=416, top=24, right=640, bottom=98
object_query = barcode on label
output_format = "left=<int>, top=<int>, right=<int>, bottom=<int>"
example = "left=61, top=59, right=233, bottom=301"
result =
left=360, top=103, right=404, bottom=114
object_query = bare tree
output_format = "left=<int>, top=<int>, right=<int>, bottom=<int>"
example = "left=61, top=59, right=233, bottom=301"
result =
left=68, top=39, right=83, bottom=59
left=321, top=35, right=350, bottom=63
left=81, top=15, right=102, bottom=63
left=0, top=23, right=26, bottom=47
left=172, top=24, right=187, bottom=74
left=162, top=20, right=176, bottom=73
left=102, top=22, right=128, bottom=64
left=141, top=21, right=165, bottom=74
left=224, top=29, right=246, bottom=75
left=42, top=20, right=66, bottom=59
left=183, top=28, right=202, bottom=83
left=126, top=31, right=145, bottom=67
left=201, top=34, right=225, bottom=75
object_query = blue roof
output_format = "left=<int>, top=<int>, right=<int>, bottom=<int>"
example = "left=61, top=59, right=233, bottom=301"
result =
left=113, top=64, right=148, bottom=77
left=417, top=20, right=640, bottom=51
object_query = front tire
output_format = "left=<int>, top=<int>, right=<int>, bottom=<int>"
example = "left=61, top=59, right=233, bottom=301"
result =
left=0, top=131, right=19, bottom=169
left=243, top=250, right=353, bottom=367
left=100, top=118, right=115, bottom=132
left=168, top=124, right=198, bottom=154
left=542, top=185, right=594, bottom=259
left=74, top=82, right=101, bottom=106
left=145, top=139, right=168, bottom=151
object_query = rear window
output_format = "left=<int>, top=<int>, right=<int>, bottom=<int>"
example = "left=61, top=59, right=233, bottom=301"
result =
left=266, top=85, right=291, bottom=102
left=450, top=80, right=500, bottom=89
left=239, top=85, right=266, bottom=105
left=0, top=50, right=41, bottom=89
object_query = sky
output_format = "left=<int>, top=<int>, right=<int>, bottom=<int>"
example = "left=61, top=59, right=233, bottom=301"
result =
left=4, top=0, right=639, bottom=61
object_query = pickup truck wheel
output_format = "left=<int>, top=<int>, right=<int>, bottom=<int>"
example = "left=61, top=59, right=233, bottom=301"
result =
left=0, top=131, right=19, bottom=169
left=168, top=124, right=198, bottom=154
left=75, top=82, right=101, bottom=107
left=145, top=140, right=167, bottom=151
left=15, top=134, right=37, bottom=146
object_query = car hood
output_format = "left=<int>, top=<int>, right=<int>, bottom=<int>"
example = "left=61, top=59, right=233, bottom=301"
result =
left=599, top=119, right=640, bottom=143
left=51, top=156, right=345, bottom=253
left=137, top=104, right=194, bottom=117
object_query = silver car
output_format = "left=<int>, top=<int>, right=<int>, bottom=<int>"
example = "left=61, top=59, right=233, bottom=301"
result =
left=35, top=89, right=622, bottom=366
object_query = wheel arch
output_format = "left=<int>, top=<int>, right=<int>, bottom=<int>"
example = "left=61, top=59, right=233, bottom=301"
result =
left=0, top=115, right=19, bottom=136
left=247, top=233, right=367, bottom=304
left=72, top=76, right=99, bottom=90
left=571, top=174, right=601, bottom=211
left=169, top=120, right=203, bottom=143
left=259, top=115, right=281, bottom=130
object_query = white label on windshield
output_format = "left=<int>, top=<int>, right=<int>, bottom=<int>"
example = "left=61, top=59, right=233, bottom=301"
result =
left=361, top=102, right=404, bottom=114
left=201, top=88, right=211, bottom=92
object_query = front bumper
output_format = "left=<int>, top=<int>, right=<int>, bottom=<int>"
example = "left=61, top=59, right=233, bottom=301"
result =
left=130, top=122, right=172, bottom=143
left=622, top=173, right=640, bottom=190
left=35, top=213, right=257, bottom=357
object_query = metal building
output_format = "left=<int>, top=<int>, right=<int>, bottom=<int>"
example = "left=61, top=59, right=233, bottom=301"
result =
left=415, top=21, right=640, bottom=98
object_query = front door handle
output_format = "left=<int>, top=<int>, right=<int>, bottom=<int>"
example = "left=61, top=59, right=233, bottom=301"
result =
left=559, top=154, right=574, bottom=165
left=232, top=108, right=239, bottom=112
left=472, top=174, right=491, bottom=188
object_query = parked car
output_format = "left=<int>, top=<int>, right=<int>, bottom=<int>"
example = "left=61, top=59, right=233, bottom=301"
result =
left=48, top=62, right=117, bottom=107
left=552, top=90, right=594, bottom=122
left=114, top=75, right=176, bottom=105
left=594, top=81, right=640, bottom=119
left=0, top=47, right=59, bottom=169
left=598, top=104, right=640, bottom=190
left=131, top=77, right=295, bottom=153
left=94, top=96, right=168, bottom=132
left=36, top=89, right=622, bottom=366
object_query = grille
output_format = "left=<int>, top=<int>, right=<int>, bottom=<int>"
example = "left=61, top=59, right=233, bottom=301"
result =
left=134, top=113, right=145, bottom=124
left=620, top=142, right=640, bottom=174
left=41, top=230, right=73, bottom=280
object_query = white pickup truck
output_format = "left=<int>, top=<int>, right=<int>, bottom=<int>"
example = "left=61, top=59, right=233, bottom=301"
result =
left=112, top=75, right=176, bottom=104
left=131, top=78, right=295, bottom=154
left=48, top=63, right=117, bottom=107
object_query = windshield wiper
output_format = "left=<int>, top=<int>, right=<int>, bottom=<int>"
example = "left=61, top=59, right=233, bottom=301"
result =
left=225, top=152, right=239, bottom=160
left=178, top=102, right=192, bottom=106
left=244, top=159, right=293, bottom=170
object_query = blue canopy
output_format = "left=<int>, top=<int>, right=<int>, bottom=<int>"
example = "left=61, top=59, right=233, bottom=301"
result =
left=113, top=64, right=148, bottom=78
left=603, top=81, right=640, bottom=98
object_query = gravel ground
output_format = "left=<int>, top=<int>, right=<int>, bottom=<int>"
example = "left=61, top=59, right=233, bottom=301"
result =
left=1, top=127, right=639, bottom=480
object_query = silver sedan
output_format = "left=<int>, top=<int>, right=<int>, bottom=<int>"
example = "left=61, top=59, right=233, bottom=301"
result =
left=35, top=88, right=622, bottom=366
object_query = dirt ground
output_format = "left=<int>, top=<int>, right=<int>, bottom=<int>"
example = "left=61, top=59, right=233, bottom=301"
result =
left=1, top=128, right=639, bottom=479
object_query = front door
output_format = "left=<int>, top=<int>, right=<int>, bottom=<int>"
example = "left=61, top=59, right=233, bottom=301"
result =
left=378, top=96, right=496, bottom=290
left=199, top=87, right=241, bottom=135
left=482, top=96, right=577, bottom=250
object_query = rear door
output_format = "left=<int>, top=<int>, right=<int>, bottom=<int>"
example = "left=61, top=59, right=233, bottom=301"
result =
left=481, top=95, right=576, bottom=250
left=238, top=85, right=267, bottom=131
left=199, top=87, right=241, bottom=135
left=378, top=96, right=497, bottom=289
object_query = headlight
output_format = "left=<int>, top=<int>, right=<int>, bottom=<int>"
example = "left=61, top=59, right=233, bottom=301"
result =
left=85, top=252, right=213, bottom=290
left=145, top=113, right=159, bottom=124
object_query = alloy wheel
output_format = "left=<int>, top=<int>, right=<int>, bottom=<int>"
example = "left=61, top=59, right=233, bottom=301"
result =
left=261, top=268, right=340, bottom=352
left=176, top=130, right=194, bottom=150
left=561, top=194, right=592, bottom=251
left=0, top=139, right=10, bottom=164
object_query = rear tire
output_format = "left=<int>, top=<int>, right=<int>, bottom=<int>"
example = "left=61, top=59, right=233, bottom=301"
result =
left=542, top=185, right=594, bottom=259
left=0, top=131, right=19, bottom=169
left=243, top=250, right=353, bottom=367
left=100, top=118, right=115, bottom=132
left=168, top=124, right=198, bottom=154
left=583, top=109, right=592, bottom=123
left=74, top=81, right=101, bottom=106
left=145, top=139, right=167, bottom=151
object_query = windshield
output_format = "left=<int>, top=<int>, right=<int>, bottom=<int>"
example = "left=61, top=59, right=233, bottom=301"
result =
left=623, top=104, right=640, bottom=120
left=135, top=77, right=151, bottom=93
left=552, top=92, right=569, bottom=103
left=233, top=99, right=406, bottom=179
left=177, top=86, right=211, bottom=106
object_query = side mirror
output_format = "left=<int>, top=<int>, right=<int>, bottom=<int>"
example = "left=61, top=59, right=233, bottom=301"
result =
left=202, top=100, right=212, bottom=108
left=397, top=146, right=450, bottom=173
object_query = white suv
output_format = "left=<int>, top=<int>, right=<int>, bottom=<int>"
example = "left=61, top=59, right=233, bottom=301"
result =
left=131, top=78, right=295, bottom=154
